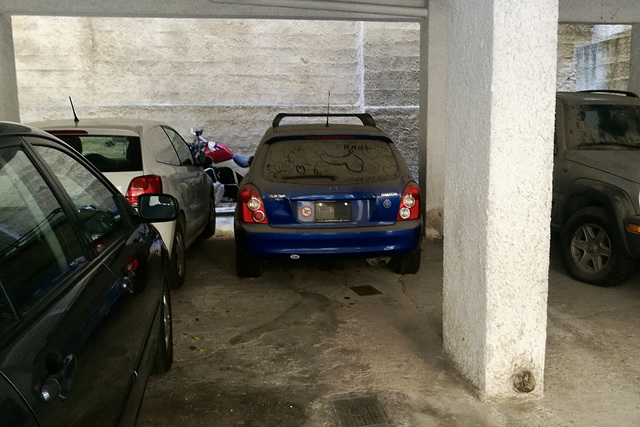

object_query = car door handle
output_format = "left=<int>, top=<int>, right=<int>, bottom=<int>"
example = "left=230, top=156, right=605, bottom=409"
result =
left=41, top=354, right=76, bottom=402
left=121, top=271, right=136, bottom=294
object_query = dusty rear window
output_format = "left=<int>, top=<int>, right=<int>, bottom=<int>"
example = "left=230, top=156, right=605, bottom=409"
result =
left=262, top=138, right=400, bottom=184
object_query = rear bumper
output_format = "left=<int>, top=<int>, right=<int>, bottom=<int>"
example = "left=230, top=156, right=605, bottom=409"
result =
left=235, top=220, right=423, bottom=259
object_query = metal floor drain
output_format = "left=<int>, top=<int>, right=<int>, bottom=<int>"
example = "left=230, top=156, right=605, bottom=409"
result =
left=349, top=285, right=382, bottom=296
left=330, top=395, right=389, bottom=427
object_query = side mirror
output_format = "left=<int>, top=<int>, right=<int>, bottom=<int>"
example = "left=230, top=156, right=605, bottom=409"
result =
left=137, top=194, right=178, bottom=222
left=197, top=154, right=213, bottom=167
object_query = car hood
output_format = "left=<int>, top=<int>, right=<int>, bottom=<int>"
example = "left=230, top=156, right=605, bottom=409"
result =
left=564, top=150, right=640, bottom=183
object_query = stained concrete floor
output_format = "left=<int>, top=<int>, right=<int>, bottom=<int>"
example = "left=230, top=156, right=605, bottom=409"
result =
left=137, top=215, right=640, bottom=426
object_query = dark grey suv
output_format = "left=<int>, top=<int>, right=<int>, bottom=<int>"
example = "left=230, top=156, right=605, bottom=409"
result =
left=554, top=90, right=640, bottom=286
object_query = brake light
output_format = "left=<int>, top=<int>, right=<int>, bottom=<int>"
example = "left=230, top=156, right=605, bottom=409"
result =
left=397, top=182, right=420, bottom=220
left=238, top=184, right=268, bottom=224
left=126, top=175, right=162, bottom=206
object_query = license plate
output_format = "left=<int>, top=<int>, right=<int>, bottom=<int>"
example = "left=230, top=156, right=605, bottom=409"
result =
left=315, top=201, right=351, bottom=222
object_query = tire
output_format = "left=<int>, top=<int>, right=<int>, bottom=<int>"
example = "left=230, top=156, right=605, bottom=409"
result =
left=236, top=240, right=262, bottom=278
left=153, top=281, right=173, bottom=375
left=392, top=247, right=422, bottom=275
left=561, top=206, right=635, bottom=287
left=170, top=224, right=186, bottom=288
left=199, top=193, right=216, bottom=239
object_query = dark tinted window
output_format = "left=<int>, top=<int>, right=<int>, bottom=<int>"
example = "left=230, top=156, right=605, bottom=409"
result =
left=34, top=145, right=127, bottom=250
left=263, top=138, right=400, bottom=184
left=565, top=103, right=640, bottom=150
left=57, top=135, right=143, bottom=172
left=0, top=146, right=85, bottom=315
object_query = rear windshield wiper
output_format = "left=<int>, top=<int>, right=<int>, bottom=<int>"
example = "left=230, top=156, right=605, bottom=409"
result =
left=280, top=174, right=337, bottom=181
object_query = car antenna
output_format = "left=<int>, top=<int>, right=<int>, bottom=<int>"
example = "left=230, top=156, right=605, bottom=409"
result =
left=326, top=91, right=330, bottom=127
left=69, top=96, right=79, bottom=124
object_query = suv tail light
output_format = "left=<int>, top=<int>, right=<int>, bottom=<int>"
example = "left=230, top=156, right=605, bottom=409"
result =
left=126, top=175, right=162, bottom=207
left=239, top=184, right=268, bottom=224
left=397, top=182, right=420, bottom=220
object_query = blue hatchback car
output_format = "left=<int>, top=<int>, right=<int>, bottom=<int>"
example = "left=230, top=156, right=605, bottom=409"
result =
left=234, top=113, right=423, bottom=277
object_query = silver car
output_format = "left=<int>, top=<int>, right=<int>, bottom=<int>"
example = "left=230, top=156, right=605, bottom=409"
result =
left=30, top=118, right=217, bottom=288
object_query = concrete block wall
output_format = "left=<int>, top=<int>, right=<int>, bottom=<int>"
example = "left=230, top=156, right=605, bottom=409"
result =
left=575, top=28, right=631, bottom=91
left=12, top=16, right=420, bottom=178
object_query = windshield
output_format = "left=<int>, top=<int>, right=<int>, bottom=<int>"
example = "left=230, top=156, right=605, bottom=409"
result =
left=565, top=103, right=640, bottom=150
left=262, top=138, right=400, bottom=184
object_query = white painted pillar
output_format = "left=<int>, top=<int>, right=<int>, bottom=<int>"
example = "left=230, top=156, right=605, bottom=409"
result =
left=443, top=0, right=557, bottom=399
left=420, top=1, right=447, bottom=238
left=0, top=13, right=20, bottom=122
left=629, top=25, right=640, bottom=95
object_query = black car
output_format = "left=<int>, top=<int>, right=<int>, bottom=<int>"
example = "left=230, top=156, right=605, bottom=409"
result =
left=0, top=122, right=176, bottom=426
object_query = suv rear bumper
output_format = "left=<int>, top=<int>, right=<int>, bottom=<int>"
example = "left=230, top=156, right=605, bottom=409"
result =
left=235, top=220, right=423, bottom=259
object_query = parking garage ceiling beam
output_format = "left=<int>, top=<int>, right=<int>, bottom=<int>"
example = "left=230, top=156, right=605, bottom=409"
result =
left=559, top=0, right=640, bottom=24
left=0, top=0, right=424, bottom=21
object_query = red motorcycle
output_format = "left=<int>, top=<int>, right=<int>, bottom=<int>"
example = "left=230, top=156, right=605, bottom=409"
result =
left=190, top=129, right=250, bottom=202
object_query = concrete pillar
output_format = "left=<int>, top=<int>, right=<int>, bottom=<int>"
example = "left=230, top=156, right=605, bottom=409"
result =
left=0, top=13, right=20, bottom=122
left=443, top=0, right=557, bottom=399
left=629, top=25, right=640, bottom=95
left=420, top=1, right=446, bottom=238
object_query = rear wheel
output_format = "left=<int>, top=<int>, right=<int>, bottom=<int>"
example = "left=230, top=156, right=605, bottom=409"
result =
left=236, top=240, right=262, bottom=278
left=153, top=281, right=173, bottom=374
left=392, top=247, right=421, bottom=275
left=561, top=207, right=635, bottom=287
left=170, top=224, right=186, bottom=288
left=199, top=193, right=216, bottom=239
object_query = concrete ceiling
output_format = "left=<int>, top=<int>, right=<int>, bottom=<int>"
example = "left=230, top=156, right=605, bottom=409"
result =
left=1, top=0, right=639, bottom=23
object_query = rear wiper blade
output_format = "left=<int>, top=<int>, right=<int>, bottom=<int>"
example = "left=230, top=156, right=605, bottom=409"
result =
left=280, top=174, right=337, bottom=180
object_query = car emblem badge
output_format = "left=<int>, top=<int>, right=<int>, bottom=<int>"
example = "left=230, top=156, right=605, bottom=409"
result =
left=383, top=199, right=392, bottom=209
left=329, top=186, right=338, bottom=192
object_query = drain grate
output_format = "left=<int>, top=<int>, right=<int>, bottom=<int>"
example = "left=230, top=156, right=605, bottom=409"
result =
left=349, top=285, right=382, bottom=296
left=330, top=395, right=389, bottom=427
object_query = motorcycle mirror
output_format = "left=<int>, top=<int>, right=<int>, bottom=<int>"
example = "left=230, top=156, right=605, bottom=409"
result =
left=197, top=154, right=213, bottom=167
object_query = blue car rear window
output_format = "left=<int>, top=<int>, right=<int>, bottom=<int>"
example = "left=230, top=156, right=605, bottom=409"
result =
left=262, top=138, right=400, bottom=184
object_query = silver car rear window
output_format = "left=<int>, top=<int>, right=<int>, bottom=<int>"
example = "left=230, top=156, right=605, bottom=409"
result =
left=263, top=138, right=400, bottom=184
left=57, top=135, right=142, bottom=172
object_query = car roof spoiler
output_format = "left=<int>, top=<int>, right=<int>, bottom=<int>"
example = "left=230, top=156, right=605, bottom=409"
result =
left=272, top=113, right=376, bottom=128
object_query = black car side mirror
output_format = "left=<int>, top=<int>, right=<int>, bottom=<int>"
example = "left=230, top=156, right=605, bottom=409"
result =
left=137, top=194, right=178, bottom=222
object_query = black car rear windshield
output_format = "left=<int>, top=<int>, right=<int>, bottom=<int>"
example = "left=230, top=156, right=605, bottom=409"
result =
left=262, top=138, right=400, bottom=184
left=565, top=103, right=640, bottom=150
left=56, top=135, right=142, bottom=172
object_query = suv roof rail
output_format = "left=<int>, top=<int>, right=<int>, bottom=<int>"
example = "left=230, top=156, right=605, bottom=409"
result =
left=272, top=113, right=376, bottom=128
left=579, top=89, right=639, bottom=98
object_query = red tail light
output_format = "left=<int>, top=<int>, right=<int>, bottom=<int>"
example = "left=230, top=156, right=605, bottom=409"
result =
left=238, top=184, right=268, bottom=224
left=126, top=175, right=162, bottom=206
left=397, top=181, right=420, bottom=221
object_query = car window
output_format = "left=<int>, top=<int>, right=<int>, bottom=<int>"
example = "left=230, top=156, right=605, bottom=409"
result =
left=262, top=138, right=400, bottom=184
left=34, top=145, right=129, bottom=250
left=0, top=146, right=86, bottom=316
left=56, top=135, right=143, bottom=173
left=565, top=103, right=640, bottom=150
left=163, top=127, right=194, bottom=166
left=154, top=126, right=181, bottom=166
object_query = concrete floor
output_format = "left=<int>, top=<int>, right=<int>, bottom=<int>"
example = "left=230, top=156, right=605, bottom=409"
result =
left=137, top=215, right=640, bottom=426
